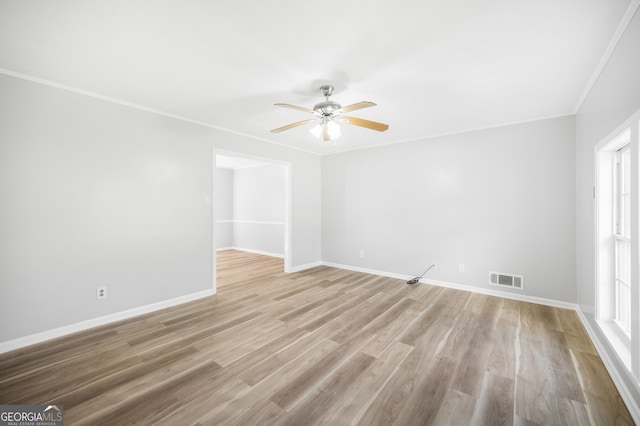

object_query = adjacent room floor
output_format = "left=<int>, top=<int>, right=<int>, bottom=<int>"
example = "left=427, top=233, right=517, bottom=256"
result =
left=0, top=250, right=633, bottom=424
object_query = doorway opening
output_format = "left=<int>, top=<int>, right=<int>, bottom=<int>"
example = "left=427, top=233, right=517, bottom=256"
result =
left=213, top=151, right=292, bottom=289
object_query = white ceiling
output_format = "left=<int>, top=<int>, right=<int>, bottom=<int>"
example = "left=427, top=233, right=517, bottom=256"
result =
left=0, top=1, right=635, bottom=154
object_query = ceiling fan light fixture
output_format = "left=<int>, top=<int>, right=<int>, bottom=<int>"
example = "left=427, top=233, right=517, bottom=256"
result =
left=327, top=120, right=341, bottom=140
left=310, top=120, right=341, bottom=141
left=309, top=123, right=323, bottom=139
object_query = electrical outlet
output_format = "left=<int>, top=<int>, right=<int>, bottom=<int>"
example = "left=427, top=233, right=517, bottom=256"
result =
left=359, top=250, right=364, bottom=258
left=97, top=286, right=107, bottom=300
left=459, top=264, right=465, bottom=272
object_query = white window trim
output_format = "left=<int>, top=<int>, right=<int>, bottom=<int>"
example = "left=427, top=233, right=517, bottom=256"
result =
left=595, top=109, right=640, bottom=382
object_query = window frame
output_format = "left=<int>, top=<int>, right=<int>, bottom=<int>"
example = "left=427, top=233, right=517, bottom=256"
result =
left=614, top=144, right=632, bottom=336
left=595, top=115, right=639, bottom=381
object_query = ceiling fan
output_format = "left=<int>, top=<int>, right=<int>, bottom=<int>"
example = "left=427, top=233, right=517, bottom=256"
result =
left=271, top=85, right=389, bottom=141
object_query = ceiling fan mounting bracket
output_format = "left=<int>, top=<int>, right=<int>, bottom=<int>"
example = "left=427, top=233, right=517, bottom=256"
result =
left=315, top=85, right=341, bottom=115
left=319, top=85, right=334, bottom=98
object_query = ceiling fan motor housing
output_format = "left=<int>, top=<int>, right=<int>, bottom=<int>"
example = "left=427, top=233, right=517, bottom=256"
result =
left=314, top=101, right=342, bottom=116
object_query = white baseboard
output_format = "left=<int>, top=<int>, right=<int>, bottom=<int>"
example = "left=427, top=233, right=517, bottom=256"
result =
left=289, top=261, right=323, bottom=273
left=220, top=246, right=284, bottom=259
left=321, top=261, right=410, bottom=281
left=0, top=288, right=215, bottom=355
left=218, top=246, right=323, bottom=274
left=576, top=308, right=640, bottom=423
left=320, top=261, right=576, bottom=310
left=422, top=278, right=577, bottom=310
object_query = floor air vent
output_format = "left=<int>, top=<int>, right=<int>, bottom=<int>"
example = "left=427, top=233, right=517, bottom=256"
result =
left=489, top=272, right=524, bottom=290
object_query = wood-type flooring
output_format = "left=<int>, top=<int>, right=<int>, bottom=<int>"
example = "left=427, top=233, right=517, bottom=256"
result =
left=0, top=250, right=634, bottom=425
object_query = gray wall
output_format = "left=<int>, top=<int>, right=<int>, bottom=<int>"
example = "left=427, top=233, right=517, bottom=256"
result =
left=575, top=6, right=640, bottom=406
left=215, top=163, right=287, bottom=255
left=233, top=164, right=286, bottom=256
left=322, top=116, right=576, bottom=302
left=0, top=73, right=321, bottom=343
left=215, top=168, right=234, bottom=248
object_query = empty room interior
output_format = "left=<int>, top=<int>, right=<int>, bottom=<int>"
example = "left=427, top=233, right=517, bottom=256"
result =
left=1, top=1, right=640, bottom=424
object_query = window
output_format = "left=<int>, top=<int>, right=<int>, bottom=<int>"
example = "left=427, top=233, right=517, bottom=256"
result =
left=614, top=144, right=631, bottom=335
left=595, top=111, right=640, bottom=384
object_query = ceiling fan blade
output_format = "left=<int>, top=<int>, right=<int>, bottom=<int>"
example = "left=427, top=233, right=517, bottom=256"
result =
left=323, top=124, right=330, bottom=141
left=274, top=103, right=318, bottom=115
left=337, top=101, right=376, bottom=114
left=271, top=119, right=315, bottom=133
left=340, top=116, right=389, bottom=132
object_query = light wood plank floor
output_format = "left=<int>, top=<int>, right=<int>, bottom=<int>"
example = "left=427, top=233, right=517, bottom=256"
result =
left=0, top=250, right=634, bottom=425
